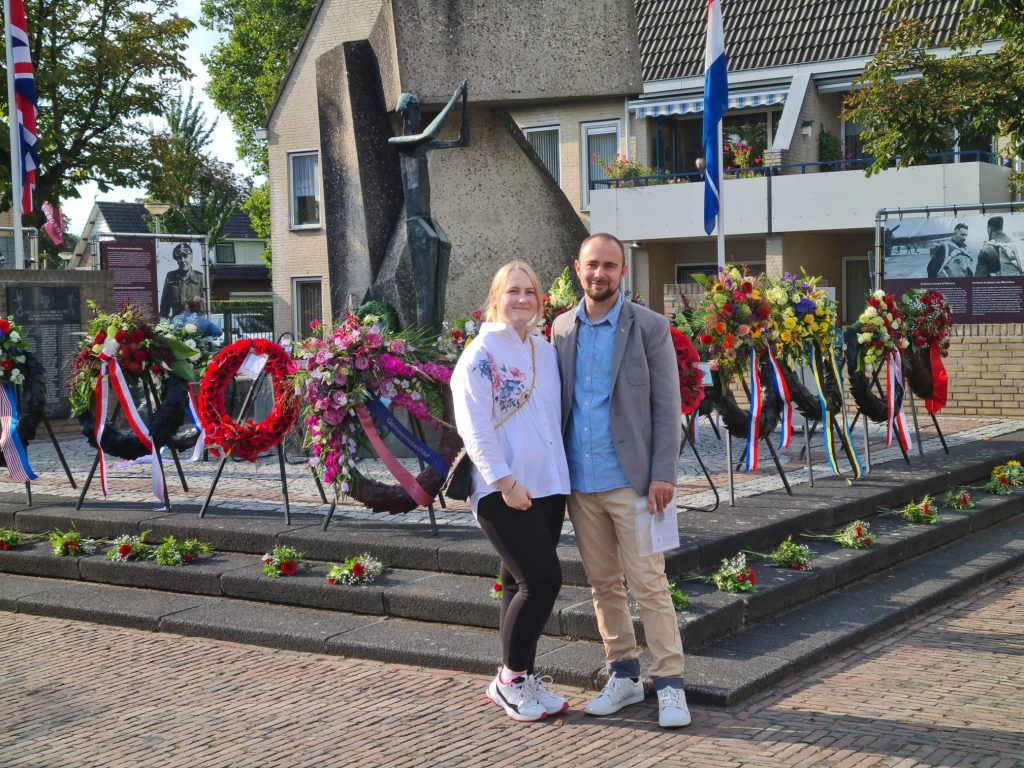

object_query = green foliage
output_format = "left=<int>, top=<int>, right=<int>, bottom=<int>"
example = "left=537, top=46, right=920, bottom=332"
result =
left=241, top=183, right=272, bottom=272
left=154, top=536, right=210, bottom=566
left=0, top=0, right=194, bottom=224
left=818, top=125, right=843, bottom=162
left=843, top=1, right=1024, bottom=191
left=669, top=584, right=690, bottom=611
left=144, top=89, right=252, bottom=247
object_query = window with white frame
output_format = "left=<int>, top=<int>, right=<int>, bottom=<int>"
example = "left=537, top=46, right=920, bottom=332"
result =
left=524, top=126, right=560, bottom=184
left=293, top=277, right=323, bottom=338
left=289, top=151, right=320, bottom=227
left=581, top=121, right=620, bottom=209
left=215, top=243, right=236, bottom=264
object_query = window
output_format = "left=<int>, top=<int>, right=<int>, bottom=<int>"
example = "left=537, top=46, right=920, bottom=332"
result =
left=215, top=243, right=236, bottom=264
left=293, top=278, right=323, bottom=338
left=289, top=152, right=320, bottom=227
left=523, top=126, right=560, bottom=184
left=843, top=257, right=871, bottom=325
left=581, top=121, right=620, bottom=209
left=675, top=263, right=719, bottom=285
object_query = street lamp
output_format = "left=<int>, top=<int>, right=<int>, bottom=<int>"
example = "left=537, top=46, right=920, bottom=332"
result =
left=143, top=201, right=171, bottom=235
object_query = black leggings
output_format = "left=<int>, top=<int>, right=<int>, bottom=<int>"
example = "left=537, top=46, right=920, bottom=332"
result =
left=476, top=492, right=566, bottom=673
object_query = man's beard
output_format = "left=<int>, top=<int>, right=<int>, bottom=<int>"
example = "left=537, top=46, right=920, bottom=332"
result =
left=583, top=282, right=619, bottom=303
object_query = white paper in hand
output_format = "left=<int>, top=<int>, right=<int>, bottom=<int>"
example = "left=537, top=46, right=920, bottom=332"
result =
left=634, top=492, right=680, bottom=557
left=238, top=352, right=269, bottom=379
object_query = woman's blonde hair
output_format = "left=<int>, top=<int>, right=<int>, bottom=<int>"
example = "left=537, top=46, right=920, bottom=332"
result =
left=485, top=261, right=544, bottom=325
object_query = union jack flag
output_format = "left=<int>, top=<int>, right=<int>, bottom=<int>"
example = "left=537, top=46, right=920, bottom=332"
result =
left=9, top=0, right=39, bottom=216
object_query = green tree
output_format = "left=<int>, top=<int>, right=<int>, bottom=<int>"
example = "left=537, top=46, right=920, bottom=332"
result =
left=0, top=0, right=194, bottom=228
left=143, top=90, right=252, bottom=248
left=843, top=0, right=1024, bottom=191
left=200, top=0, right=319, bottom=270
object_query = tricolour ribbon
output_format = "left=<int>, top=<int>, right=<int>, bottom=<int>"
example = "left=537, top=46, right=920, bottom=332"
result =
left=0, top=382, right=38, bottom=483
left=744, top=350, right=761, bottom=472
left=355, top=404, right=433, bottom=507
left=765, top=348, right=792, bottom=449
left=925, top=342, right=948, bottom=415
left=885, top=351, right=912, bottom=452
left=186, top=386, right=205, bottom=463
left=95, top=352, right=165, bottom=502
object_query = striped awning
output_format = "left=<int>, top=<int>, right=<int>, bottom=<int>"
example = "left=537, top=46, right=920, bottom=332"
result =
left=632, top=89, right=788, bottom=119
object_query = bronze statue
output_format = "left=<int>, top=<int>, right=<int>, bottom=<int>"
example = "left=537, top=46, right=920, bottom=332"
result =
left=388, top=80, right=469, bottom=332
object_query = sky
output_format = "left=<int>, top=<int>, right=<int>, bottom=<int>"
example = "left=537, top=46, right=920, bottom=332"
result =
left=61, top=1, right=253, bottom=235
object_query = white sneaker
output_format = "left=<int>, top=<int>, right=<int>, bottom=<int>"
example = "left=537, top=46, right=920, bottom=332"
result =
left=584, top=674, right=645, bottom=716
left=656, top=686, right=691, bottom=728
left=525, top=674, right=569, bottom=715
left=486, top=672, right=548, bottom=722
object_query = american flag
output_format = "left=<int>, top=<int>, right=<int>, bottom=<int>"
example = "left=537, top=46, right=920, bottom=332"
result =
left=9, top=0, right=39, bottom=217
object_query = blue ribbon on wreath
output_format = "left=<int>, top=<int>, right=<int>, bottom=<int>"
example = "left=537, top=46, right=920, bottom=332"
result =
left=364, top=396, right=449, bottom=477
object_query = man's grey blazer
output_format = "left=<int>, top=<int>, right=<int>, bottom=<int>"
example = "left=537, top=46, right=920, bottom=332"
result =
left=551, top=299, right=682, bottom=496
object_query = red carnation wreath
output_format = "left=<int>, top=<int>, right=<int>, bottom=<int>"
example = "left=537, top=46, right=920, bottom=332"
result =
left=198, top=339, right=299, bottom=461
left=671, top=328, right=705, bottom=416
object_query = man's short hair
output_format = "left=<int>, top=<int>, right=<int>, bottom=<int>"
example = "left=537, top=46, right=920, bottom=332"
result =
left=578, top=232, right=625, bottom=262
left=172, top=243, right=193, bottom=261
left=988, top=216, right=1004, bottom=232
left=954, top=223, right=968, bottom=234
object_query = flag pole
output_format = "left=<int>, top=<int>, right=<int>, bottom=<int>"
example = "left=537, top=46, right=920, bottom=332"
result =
left=716, top=120, right=725, bottom=268
left=4, top=0, right=25, bottom=269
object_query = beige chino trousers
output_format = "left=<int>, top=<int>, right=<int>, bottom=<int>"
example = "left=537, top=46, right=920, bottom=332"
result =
left=568, top=487, right=685, bottom=679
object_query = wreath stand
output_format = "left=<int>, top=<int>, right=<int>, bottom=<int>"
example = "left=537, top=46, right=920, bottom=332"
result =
left=1, top=393, right=77, bottom=507
left=727, top=367, right=794, bottom=499
left=198, top=365, right=295, bottom=524
left=906, top=388, right=949, bottom=457
left=75, top=371, right=185, bottom=511
left=678, top=411, right=719, bottom=512
left=320, top=412, right=446, bottom=535
left=848, top=364, right=912, bottom=466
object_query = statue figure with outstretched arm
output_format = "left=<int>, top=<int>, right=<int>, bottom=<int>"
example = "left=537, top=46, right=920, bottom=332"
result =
left=388, top=80, right=469, bottom=332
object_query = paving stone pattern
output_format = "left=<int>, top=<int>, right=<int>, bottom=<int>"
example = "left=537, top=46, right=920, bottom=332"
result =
left=1, top=568, right=1020, bottom=767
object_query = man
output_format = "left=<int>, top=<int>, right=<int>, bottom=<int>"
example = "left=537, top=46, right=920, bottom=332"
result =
left=926, top=223, right=973, bottom=278
left=160, top=243, right=205, bottom=318
left=976, top=216, right=1023, bottom=277
left=551, top=232, right=688, bottom=729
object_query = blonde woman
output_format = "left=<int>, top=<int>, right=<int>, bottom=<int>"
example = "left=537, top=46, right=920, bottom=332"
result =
left=451, top=261, right=571, bottom=722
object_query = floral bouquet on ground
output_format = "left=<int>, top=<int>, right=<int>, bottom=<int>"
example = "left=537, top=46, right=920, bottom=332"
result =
left=294, top=313, right=452, bottom=497
left=895, top=496, right=940, bottom=525
left=262, top=545, right=303, bottom=578
left=489, top=574, right=503, bottom=600
left=68, top=302, right=197, bottom=417
left=106, top=532, right=155, bottom=562
left=804, top=520, right=876, bottom=549
left=0, top=528, right=27, bottom=551
left=765, top=271, right=837, bottom=370
left=992, top=460, right=1024, bottom=487
left=49, top=528, right=99, bottom=557
left=669, top=584, right=690, bottom=611
left=852, top=291, right=908, bottom=370
left=745, top=536, right=813, bottom=571
left=0, top=316, right=30, bottom=386
left=941, top=488, right=976, bottom=510
left=326, top=553, right=384, bottom=586
left=437, top=309, right=483, bottom=359
left=154, top=536, right=210, bottom=566
left=693, top=266, right=772, bottom=380
left=711, top=553, right=757, bottom=593
left=902, top=289, right=952, bottom=358
left=542, top=267, right=578, bottom=339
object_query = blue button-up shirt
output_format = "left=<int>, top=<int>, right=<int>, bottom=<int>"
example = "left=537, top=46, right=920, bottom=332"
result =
left=566, top=293, right=631, bottom=493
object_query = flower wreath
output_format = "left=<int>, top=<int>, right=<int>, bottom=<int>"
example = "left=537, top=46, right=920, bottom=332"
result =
left=198, top=338, right=299, bottom=461
left=0, top=316, right=45, bottom=481
left=670, top=328, right=704, bottom=416
left=901, top=288, right=953, bottom=414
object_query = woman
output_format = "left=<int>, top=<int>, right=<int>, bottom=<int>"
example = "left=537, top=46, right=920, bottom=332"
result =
left=451, top=261, right=571, bottom=723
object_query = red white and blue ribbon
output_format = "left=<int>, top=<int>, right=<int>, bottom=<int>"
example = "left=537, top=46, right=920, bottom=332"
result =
left=185, top=387, right=205, bottom=462
left=0, top=382, right=37, bottom=482
left=885, top=351, right=912, bottom=452
left=765, top=348, right=792, bottom=449
left=744, top=350, right=761, bottom=472
left=94, top=352, right=165, bottom=502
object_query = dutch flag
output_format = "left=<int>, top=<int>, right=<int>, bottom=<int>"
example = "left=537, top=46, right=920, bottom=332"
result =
left=703, top=0, right=728, bottom=236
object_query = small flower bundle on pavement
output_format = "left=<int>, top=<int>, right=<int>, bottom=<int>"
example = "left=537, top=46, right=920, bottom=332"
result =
left=262, top=545, right=304, bottom=578
left=745, top=535, right=813, bottom=570
left=326, top=553, right=384, bottom=585
left=154, top=536, right=210, bottom=566
left=669, top=584, right=690, bottom=611
left=804, top=520, right=876, bottom=549
left=941, top=487, right=976, bottom=510
left=983, top=471, right=1013, bottom=495
left=0, top=528, right=27, bottom=551
left=489, top=574, right=503, bottom=600
left=106, top=532, right=155, bottom=562
left=992, top=460, right=1024, bottom=488
left=711, top=553, right=757, bottom=594
left=898, top=496, right=940, bottom=525
left=49, top=528, right=98, bottom=557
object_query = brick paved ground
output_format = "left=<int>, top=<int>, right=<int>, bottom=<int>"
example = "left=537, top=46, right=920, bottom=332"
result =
left=2, top=568, right=1020, bottom=768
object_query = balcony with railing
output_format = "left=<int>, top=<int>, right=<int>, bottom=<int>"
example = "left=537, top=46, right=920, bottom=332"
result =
left=589, top=151, right=1016, bottom=241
